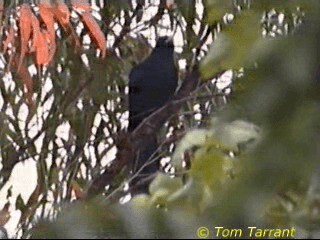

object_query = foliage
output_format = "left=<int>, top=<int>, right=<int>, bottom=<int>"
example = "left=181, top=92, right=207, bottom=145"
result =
left=0, top=0, right=319, bottom=239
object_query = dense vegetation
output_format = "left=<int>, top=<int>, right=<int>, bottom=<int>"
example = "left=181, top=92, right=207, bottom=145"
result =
left=0, top=0, right=319, bottom=238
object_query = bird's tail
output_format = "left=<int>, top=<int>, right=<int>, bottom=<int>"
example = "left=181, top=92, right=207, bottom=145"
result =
left=131, top=136, right=159, bottom=194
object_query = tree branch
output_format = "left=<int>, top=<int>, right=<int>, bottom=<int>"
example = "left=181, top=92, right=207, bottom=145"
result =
left=86, top=66, right=200, bottom=197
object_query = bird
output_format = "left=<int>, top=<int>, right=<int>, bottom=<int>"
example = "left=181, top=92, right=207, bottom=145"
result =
left=128, top=36, right=178, bottom=194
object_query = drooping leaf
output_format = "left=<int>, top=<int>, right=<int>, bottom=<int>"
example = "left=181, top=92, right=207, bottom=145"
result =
left=30, top=14, right=50, bottom=67
left=80, top=12, right=107, bottom=58
left=52, top=1, right=71, bottom=31
left=17, top=4, right=32, bottom=71
left=39, top=3, right=56, bottom=59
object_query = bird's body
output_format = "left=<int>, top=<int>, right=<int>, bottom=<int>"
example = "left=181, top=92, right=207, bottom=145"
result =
left=128, top=37, right=178, bottom=193
left=128, top=39, right=177, bottom=131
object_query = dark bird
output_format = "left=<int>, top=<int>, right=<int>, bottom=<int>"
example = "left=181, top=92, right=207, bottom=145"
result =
left=128, top=36, right=178, bottom=194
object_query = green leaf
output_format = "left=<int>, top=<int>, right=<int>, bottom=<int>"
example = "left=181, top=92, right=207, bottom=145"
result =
left=204, top=0, right=234, bottom=23
left=130, top=194, right=152, bottom=209
left=200, top=10, right=263, bottom=79
left=252, top=0, right=314, bottom=11
left=211, top=118, right=262, bottom=151
left=176, top=0, right=196, bottom=24
left=149, top=173, right=183, bottom=205
left=190, top=147, right=224, bottom=188
left=171, top=129, right=213, bottom=169
left=15, top=194, right=27, bottom=213
left=103, top=0, right=131, bottom=19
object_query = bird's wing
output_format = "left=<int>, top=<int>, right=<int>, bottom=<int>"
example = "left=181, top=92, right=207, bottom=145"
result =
left=129, top=66, right=138, bottom=86
left=128, top=65, right=144, bottom=131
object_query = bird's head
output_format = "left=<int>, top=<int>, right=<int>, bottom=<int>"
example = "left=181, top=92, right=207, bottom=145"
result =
left=156, top=36, right=174, bottom=48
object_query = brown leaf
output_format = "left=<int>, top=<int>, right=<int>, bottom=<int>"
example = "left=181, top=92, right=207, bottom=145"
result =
left=16, top=60, right=34, bottom=105
left=0, top=203, right=10, bottom=227
left=3, top=26, right=15, bottom=53
left=81, top=12, right=107, bottom=58
left=27, top=184, right=41, bottom=206
left=71, top=181, right=85, bottom=200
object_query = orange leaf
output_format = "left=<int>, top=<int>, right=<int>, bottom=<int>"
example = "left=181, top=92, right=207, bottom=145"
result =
left=30, top=14, right=41, bottom=52
left=39, top=4, right=57, bottom=62
left=81, top=12, right=107, bottom=58
left=71, top=0, right=91, bottom=13
left=52, top=3, right=70, bottom=31
left=36, top=32, right=50, bottom=66
left=18, top=4, right=33, bottom=71
left=39, top=4, right=56, bottom=42
left=31, top=15, right=50, bottom=66
left=52, top=2, right=81, bottom=48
